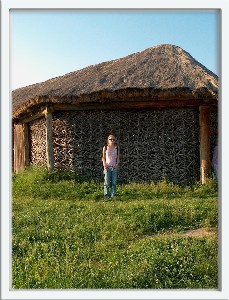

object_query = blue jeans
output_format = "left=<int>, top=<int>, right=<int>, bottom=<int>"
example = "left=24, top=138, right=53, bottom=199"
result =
left=104, top=167, right=117, bottom=197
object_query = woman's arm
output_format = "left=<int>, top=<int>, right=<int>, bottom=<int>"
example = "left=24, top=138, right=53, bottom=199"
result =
left=102, top=146, right=107, bottom=170
left=116, top=147, right=120, bottom=169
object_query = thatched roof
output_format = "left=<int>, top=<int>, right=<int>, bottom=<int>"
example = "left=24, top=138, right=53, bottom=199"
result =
left=12, top=44, right=218, bottom=119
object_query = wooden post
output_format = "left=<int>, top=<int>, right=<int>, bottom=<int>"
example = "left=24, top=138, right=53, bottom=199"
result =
left=199, top=106, right=211, bottom=184
left=13, top=123, right=24, bottom=173
left=43, top=106, right=54, bottom=171
left=13, top=123, right=30, bottom=173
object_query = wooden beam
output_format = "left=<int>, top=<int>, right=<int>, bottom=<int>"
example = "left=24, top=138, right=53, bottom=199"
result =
left=44, top=107, right=54, bottom=171
left=21, top=112, right=44, bottom=124
left=43, top=105, right=54, bottom=115
left=16, top=99, right=217, bottom=122
left=199, top=106, right=211, bottom=184
left=53, top=100, right=208, bottom=111
left=19, top=105, right=55, bottom=123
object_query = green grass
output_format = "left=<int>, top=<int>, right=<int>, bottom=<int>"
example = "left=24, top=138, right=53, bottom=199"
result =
left=12, top=167, right=218, bottom=289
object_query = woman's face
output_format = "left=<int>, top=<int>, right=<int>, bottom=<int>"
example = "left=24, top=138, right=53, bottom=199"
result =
left=108, top=135, right=116, bottom=145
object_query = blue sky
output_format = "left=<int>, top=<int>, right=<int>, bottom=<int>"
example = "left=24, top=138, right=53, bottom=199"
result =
left=10, top=9, right=220, bottom=91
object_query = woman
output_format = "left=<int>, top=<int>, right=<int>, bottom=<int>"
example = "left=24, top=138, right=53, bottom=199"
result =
left=102, top=134, right=120, bottom=198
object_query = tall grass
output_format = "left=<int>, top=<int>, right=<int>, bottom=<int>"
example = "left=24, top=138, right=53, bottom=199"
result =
left=12, top=166, right=218, bottom=201
left=12, top=167, right=218, bottom=289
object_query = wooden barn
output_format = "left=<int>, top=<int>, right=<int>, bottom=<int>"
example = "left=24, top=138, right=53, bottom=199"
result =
left=12, top=44, right=218, bottom=184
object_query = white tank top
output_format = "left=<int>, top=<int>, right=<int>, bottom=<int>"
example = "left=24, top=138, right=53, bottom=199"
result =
left=105, top=146, right=118, bottom=167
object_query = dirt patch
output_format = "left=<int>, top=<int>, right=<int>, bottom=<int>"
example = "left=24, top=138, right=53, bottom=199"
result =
left=141, top=228, right=217, bottom=241
left=182, top=228, right=217, bottom=238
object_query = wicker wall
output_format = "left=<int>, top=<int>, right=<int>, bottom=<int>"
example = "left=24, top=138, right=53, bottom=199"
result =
left=51, top=108, right=200, bottom=184
left=27, top=107, right=217, bottom=184
left=29, top=117, right=47, bottom=167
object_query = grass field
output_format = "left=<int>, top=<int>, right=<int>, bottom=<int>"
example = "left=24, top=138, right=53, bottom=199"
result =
left=12, top=168, right=218, bottom=289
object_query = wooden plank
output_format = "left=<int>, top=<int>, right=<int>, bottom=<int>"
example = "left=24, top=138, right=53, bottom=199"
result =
left=13, top=123, right=25, bottom=173
left=199, top=106, right=211, bottom=184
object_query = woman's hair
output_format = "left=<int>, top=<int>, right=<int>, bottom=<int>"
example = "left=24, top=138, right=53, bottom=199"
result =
left=107, top=133, right=116, bottom=140
left=105, top=134, right=118, bottom=146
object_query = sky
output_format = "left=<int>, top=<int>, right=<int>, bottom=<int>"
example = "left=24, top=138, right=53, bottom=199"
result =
left=10, top=9, right=220, bottom=91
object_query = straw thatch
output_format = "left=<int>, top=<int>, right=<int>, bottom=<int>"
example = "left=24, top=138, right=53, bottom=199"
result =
left=12, top=44, right=218, bottom=120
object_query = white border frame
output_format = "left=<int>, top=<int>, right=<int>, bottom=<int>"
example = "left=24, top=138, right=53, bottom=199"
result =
left=1, top=0, right=229, bottom=299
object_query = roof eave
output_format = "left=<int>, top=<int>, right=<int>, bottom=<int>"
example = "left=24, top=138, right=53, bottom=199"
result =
left=12, top=87, right=218, bottom=121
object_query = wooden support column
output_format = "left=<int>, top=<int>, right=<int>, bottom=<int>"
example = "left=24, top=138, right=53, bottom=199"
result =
left=199, top=106, right=211, bottom=184
left=43, top=106, right=54, bottom=171
left=13, top=123, right=29, bottom=173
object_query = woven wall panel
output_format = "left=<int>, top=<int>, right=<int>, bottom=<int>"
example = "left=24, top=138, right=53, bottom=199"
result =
left=52, top=108, right=200, bottom=184
left=29, top=118, right=47, bottom=167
